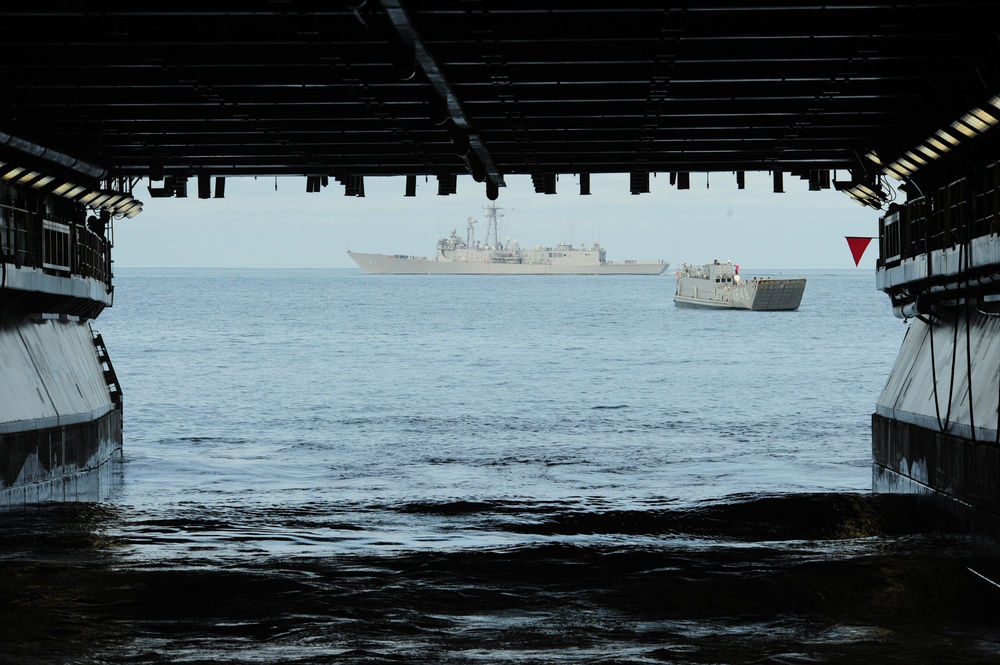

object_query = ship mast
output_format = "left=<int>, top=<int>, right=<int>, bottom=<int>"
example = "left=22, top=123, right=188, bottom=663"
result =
left=483, top=202, right=505, bottom=249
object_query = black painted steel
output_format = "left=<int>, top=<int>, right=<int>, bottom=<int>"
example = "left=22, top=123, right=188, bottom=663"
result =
left=0, top=3, right=998, bottom=189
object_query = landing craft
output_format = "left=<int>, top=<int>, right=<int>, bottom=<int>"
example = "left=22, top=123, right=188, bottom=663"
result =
left=674, top=260, right=806, bottom=311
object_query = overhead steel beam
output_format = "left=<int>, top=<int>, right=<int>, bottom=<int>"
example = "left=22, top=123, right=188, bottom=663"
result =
left=377, top=0, right=505, bottom=190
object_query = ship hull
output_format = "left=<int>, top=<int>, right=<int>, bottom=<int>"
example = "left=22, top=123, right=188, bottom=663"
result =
left=348, top=251, right=668, bottom=275
left=1, top=314, right=122, bottom=506
left=1, top=408, right=122, bottom=507
left=674, top=277, right=806, bottom=310
left=871, top=312, right=1000, bottom=577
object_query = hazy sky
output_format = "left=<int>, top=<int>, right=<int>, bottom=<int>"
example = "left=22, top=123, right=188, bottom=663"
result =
left=111, top=170, right=887, bottom=271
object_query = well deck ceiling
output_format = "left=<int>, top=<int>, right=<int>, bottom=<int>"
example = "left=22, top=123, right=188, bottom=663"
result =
left=1, top=3, right=999, bottom=191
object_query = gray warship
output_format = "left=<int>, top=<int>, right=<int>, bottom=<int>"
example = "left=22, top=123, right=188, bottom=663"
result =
left=348, top=203, right=668, bottom=275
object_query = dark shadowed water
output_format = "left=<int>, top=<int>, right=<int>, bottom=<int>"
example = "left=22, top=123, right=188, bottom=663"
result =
left=3, top=268, right=1000, bottom=664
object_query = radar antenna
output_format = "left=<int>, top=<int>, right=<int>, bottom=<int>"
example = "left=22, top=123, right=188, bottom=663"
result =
left=465, top=215, right=477, bottom=258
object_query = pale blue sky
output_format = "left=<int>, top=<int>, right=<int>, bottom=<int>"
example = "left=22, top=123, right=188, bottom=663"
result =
left=111, top=170, right=886, bottom=271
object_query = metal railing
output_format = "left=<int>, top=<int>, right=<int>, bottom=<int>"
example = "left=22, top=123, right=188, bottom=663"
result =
left=0, top=202, right=112, bottom=289
left=878, top=161, right=1000, bottom=272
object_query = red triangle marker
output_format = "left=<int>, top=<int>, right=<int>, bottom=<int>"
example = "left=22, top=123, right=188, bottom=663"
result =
left=845, top=236, right=874, bottom=266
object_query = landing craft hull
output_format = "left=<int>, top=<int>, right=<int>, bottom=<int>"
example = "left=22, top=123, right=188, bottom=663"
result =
left=674, top=277, right=807, bottom=310
left=348, top=251, right=668, bottom=275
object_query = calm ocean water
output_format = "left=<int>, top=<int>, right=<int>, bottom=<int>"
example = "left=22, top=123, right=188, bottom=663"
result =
left=3, top=268, right=1000, bottom=663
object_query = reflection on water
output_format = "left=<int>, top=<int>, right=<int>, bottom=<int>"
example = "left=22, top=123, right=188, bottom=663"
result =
left=3, top=494, right=1000, bottom=664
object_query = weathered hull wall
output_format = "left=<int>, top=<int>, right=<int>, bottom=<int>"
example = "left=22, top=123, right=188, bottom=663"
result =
left=873, top=312, right=1000, bottom=569
left=875, top=314, right=1000, bottom=443
left=0, top=313, right=121, bottom=506
left=0, top=409, right=122, bottom=508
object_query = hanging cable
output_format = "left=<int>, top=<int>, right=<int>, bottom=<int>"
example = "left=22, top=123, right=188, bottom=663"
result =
left=991, top=258, right=1000, bottom=446
left=945, top=245, right=963, bottom=429
left=0, top=211, right=6, bottom=326
left=966, top=295, right=977, bottom=442
left=928, top=241, right=963, bottom=433
left=963, top=232, right=977, bottom=443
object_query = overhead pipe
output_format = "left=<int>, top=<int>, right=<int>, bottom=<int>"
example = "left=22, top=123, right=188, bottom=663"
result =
left=378, top=0, right=505, bottom=191
left=0, top=131, right=107, bottom=181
